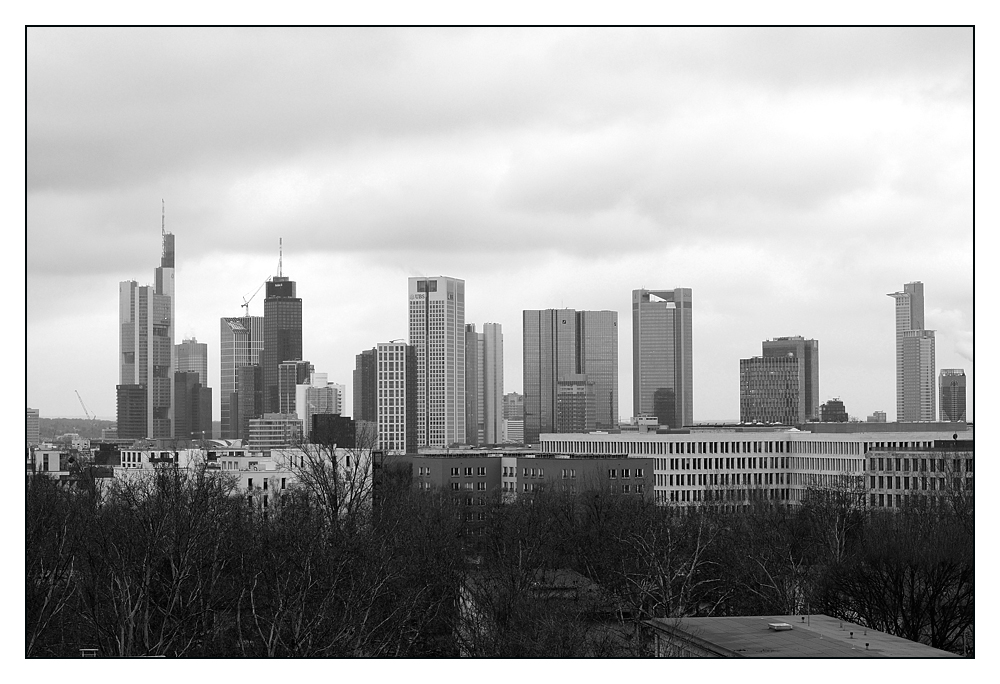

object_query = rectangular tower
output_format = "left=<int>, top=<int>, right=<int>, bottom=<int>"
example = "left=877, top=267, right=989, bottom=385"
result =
left=888, top=282, right=936, bottom=421
left=632, top=288, right=692, bottom=429
left=465, top=322, right=505, bottom=445
left=353, top=348, right=377, bottom=423
left=939, top=368, right=967, bottom=422
left=761, top=336, right=820, bottom=422
left=220, top=316, right=264, bottom=439
left=465, top=324, right=483, bottom=445
left=175, top=337, right=208, bottom=387
left=263, top=276, right=303, bottom=413
left=376, top=341, right=417, bottom=454
left=523, top=309, right=617, bottom=443
left=408, top=277, right=465, bottom=447
left=739, top=355, right=802, bottom=425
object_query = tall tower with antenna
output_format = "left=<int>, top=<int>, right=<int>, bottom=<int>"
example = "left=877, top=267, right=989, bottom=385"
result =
left=262, top=239, right=303, bottom=413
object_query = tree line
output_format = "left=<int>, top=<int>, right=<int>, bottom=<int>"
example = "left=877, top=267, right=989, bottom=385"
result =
left=26, top=462, right=973, bottom=657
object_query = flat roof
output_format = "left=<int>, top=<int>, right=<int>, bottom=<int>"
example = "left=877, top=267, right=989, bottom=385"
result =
left=649, top=614, right=958, bottom=658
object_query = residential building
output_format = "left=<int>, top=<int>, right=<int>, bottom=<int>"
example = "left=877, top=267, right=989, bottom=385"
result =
left=632, top=288, right=692, bottom=429
left=408, top=276, right=465, bottom=447
left=465, top=323, right=504, bottom=445
left=263, top=274, right=303, bottom=413
left=174, top=371, right=212, bottom=440
left=820, top=398, right=848, bottom=423
left=248, top=413, right=303, bottom=451
left=523, top=309, right=618, bottom=443
left=761, top=336, right=819, bottom=421
left=376, top=341, right=417, bottom=454
left=118, top=227, right=175, bottom=439
left=353, top=348, right=377, bottom=423
left=175, top=337, right=208, bottom=387
left=296, top=372, right=344, bottom=442
left=888, top=282, right=936, bottom=421
left=26, top=408, right=40, bottom=445
left=939, top=368, right=967, bottom=422
left=220, top=315, right=263, bottom=438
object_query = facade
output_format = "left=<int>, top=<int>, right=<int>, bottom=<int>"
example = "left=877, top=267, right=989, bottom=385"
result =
left=115, top=384, right=147, bottom=441
left=248, top=413, right=304, bottom=451
left=408, top=276, right=465, bottom=447
left=761, top=336, right=819, bottom=421
left=118, top=228, right=175, bottom=439
left=939, top=368, right=967, bottom=422
left=262, top=275, right=303, bottom=414
left=820, top=398, right=848, bottom=422
left=632, top=288, right=692, bottom=430
left=376, top=341, right=417, bottom=454
left=502, top=392, right=524, bottom=445
left=539, top=425, right=971, bottom=510
left=888, top=282, right=936, bottom=421
left=867, top=411, right=887, bottom=423
left=220, top=315, right=263, bottom=439
left=739, top=355, right=801, bottom=425
left=865, top=439, right=973, bottom=511
left=175, top=337, right=208, bottom=387
left=465, top=323, right=504, bottom=445
left=236, top=364, right=264, bottom=441
left=523, top=309, right=618, bottom=443
left=173, top=371, right=213, bottom=440
left=26, top=407, right=40, bottom=445
left=353, top=348, right=377, bottom=423
left=278, top=360, right=314, bottom=415
left=295, top=372, right=344, bottom=442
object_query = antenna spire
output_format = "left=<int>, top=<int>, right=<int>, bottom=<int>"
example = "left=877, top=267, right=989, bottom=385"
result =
left=161, top=199, right=165, bottom=236
left=279, top=238, right=283, bottom=277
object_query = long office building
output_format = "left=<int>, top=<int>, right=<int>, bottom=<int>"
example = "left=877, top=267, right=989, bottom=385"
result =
left=408, top=276, right=465, bottom=447
left=523, top=309, right=618, bottom=443
left=263, top=274, right=303, bottom=414
left=939, top=368, right=967, bottom=422
left=220, top=315, right=264, bottom=439
left=633, top=288, right=692, bottom=429
left=539, top=424, right=971, bottom=510
left=465, top=322, right=504, bottom=445
left=888, top=282, right=936, bottom=421
left=118, top=224, right=175, bottom=439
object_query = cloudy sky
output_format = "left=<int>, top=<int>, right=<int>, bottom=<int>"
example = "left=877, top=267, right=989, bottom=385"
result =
left=27, top=27, right=973, bottom=423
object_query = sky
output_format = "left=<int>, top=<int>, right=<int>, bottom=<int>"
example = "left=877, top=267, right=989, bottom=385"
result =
left=26, top=27, right=974, bottom=423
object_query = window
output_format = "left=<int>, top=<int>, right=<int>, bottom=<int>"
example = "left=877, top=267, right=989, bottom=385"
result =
left=476, top=482, right=486, bottom=491
left=477, top=466, right=487, bottom=476
left=623, top=484, right=630, bottom=493
left=451, top=482, right=460, bottom=491
left=622, top=469, right=630, bottom=479
left=281, top=478, right=286, bottom=489
left=451, top=467, right=460, bottom=477
left=608, top=469, right=617, bottom=479
left=635, top=468, right=643, bottom=478
left=464, top=467, right=473, bottom=477
left=464, top=482, right=473, bottom=490
left=248, top=478, right=253, bottom=489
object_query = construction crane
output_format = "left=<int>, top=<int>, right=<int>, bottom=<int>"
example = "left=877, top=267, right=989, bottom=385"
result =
left=75, top=390, right=94, bottom=421
left=241, top=276, right=270, bottom=316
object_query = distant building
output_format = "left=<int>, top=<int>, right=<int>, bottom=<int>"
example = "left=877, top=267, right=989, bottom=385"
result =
left=888, top=282, right=936, bottom=421
left=118, top=228, right=175, bottom=439
left=739, top=355, right=801, bottom=425
left=175, top=337, right=208, bottom=387
left=376, top=341, right=417, bottom=454
left=174, top=371, right=212, bottom=440
left=820, top=398, right=848, bottom=423
left=465, top=323, right=504, bottom=445
left=220, top=315, right=263, bottom=439
left=236, top=364, right=264, bottom=440
left=353, top=348, right=377, bottom=423
left=115, top=384, right=147, bottom=441
left=633, top=288, right=692, bottom=430
left=939, top=369, right=967, bottom=422
left=867, top=411, right=887, bottom=423
left=503, top=392, right=523, bottom=420
left=263, top=274, right=303, bottom=414
left=503, top=419, right=524, bottom=444
left=761, top=337, right=819, bottom=420
left=248, top=413, right=303, bottom=451
left=296, top=372, right=343, bottom=442
left=26, top=407, right=40, bottom=445
left=278, top=360, right=314, bottom=415
left=312, top=414, right=357, bottom=448
left=523, top=309, right=618, bottom=443
left=409, top=276, right=466, bottom=447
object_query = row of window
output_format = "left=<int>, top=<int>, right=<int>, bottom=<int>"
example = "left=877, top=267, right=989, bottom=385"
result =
left=607, top=468, right=644, bottom=479
left=870, top=475, right=967, bottom=492
left=450, top=466, right=488, bottom=477
left=868, top=456, right=973, bottom=473
left=450, top=482, right=487, bottom=491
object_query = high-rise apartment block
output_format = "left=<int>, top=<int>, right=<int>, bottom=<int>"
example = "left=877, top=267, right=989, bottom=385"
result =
left=118, top=227, right=175, bottom=439
left=939, top=369, right=967, bottom=422
left=376, top=341, right=417, bottom=454
left=263, top=275, right=303, bottom=414
left=632, top=288, right=692, bottom=429
left=523, top=309, right=618, bottom=444
left=465, top=323, right=504, bottom=445
left=175, top=337, right=208, bottom=387
left=888, top=282, right=936, bottom=422
left=408, top=277, right=465, bottom=447
left=740, top=336, right=819, bottom=425
left=220, top=315, right=263, bottom=439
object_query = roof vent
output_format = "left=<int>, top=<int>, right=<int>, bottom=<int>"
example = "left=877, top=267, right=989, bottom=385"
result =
left=768, top=623, right=793, bottom=631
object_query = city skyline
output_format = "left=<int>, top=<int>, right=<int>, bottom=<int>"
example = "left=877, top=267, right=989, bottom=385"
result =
left=27, top=28, right=973, bottom=423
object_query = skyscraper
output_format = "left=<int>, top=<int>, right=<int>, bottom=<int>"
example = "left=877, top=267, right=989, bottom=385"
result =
left=278, top=360, right=314, bottom=415
left=465, top=323, right=504, bottom=445
left=888, top=282, right=936, bottom=422
left=523, top=309, right=617, bottom=443
left=175, top=337, right=208, bottom=387
left=740, top=355, right=802, bottom=425
left=748, top=335, right=821, bottom=423
left=173, top=371, right=212, bottom=440
left=353, top=348, right=377, bottom=423
left=220, top=315, right=264, bottom=439
left=632, top=288, right=692, bottom=429
left=939, top=368, right=967, bottom=422
left=296, top=372, right=344, bottom=442
left=118, top=223, right=174, bottom=439
left=263, top=274, right=303, bottom=413
left=408, top=276, right=465, bottom=447
left=376, top=341, right=417, bottom=454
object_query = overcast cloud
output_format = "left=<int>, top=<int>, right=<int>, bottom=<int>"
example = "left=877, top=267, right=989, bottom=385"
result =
left=27, top=27, right=973, bottom=423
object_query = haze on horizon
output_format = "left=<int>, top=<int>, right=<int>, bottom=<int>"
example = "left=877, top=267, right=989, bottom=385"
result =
left=27, top=27, right=973, bottom=424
